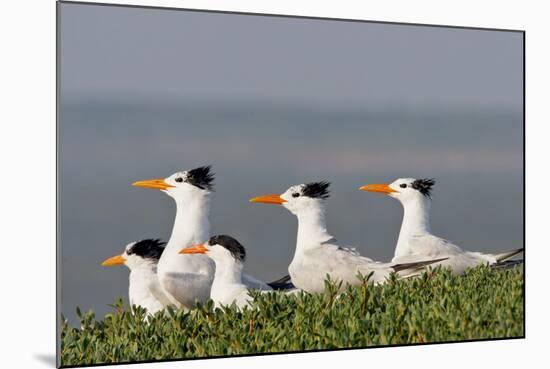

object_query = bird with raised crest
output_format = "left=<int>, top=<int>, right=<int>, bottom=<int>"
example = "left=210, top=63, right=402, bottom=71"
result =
left=360, top=178, right=523, bottom=274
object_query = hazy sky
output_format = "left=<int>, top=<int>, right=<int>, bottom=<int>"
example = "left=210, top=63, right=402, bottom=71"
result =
left=59, top=2, right=523, bottom=324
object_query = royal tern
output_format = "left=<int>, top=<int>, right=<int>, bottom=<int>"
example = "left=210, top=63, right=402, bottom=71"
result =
left=250, top=181, right=446, bottom=293
left=101, top=239, right=171, bottom=315
left=180, top=235, right=275, bottom=309
left=360, top=178, right=523, bottom=274
left=132, top=166, right=291, bottom=309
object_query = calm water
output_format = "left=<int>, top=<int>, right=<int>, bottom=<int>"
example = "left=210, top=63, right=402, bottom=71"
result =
left=59, top=103, right=523, bottom=324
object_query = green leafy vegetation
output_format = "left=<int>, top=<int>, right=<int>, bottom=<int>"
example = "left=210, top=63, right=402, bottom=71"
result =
left=60, top=266, right=523, bottom=367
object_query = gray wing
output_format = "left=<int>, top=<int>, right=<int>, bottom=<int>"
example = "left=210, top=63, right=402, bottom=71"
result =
left=147, top=278, right=173, bottom=307
left=295, top=242, right=392, bottom=289
left=407, top=234, right=466, bottom=257
left=160, top=271, right=214, bottom=308
left=395, top=234, right=487, bottom=274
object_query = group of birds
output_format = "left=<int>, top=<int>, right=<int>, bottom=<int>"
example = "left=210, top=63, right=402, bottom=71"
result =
left=101, top=165, right=523, bottom=314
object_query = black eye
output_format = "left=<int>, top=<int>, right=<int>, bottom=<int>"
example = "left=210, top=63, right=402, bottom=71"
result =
left=292, top=193, right=300, bottom=198
left=175, top=177, right=183, bottom=183
left=400, top=183, right=407, bottom=188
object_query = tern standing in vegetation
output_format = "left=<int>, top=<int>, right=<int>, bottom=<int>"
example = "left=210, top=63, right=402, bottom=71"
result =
left=180, top=235, right=275, bottom=309
left=360, top=178, right=523, bottom=274
left=101, top=239, right=171, bottom=315
left=250, top=181, right=446, bottom=293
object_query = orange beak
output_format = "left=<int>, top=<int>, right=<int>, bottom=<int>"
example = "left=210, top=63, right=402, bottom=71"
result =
left=359, top=183, right=397, bottom=194
left=132, top=178, right=174, bottom=191
left=101, top=254, right=126, bottom=266
left=249, top=194, right=287, bottom=205
left=179, top=244, right=208, bottom=254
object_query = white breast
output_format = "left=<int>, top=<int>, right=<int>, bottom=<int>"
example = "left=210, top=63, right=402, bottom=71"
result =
left=129, top=268, right=170, bottom=315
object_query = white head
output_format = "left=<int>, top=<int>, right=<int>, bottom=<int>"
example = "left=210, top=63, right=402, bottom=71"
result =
left=101, top=239, right=166, bottom=271
left=179, top=235, right=246, bottom=267
left=360, top=178, right=435, bottom=205
left=249, top=181, right=331, bottom=216
left=132, top=166, right=215, bottom=202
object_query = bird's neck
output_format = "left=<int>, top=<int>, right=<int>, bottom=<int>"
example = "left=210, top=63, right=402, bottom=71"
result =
left=395, top=196, right=432, bottom=258
left=166, top=195, right=210, bottom=253
left=129, top=261, right=157, bottom=273
left=212, top=259, right=243, bottom=287
left=295, top=205, right=333, bottom=253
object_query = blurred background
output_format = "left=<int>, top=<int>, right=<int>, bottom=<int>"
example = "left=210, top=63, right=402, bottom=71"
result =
left=59, top=3, right=523, bottom=324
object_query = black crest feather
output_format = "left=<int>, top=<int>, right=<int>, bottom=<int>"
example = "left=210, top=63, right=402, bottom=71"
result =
left=186, top=165, right=215, bottom=190
left=302, top=181, right=331, bottom=199
left=209, top=235, right=246, bottom=262
left=411, top=178, right=436, bottom=198
left=128, top=239, right=166, bottom=261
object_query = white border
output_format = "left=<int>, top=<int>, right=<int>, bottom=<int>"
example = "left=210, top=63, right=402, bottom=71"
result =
left=2, top=1, right=548, bottom=368
left=56, top=0, right=528, bottom=31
